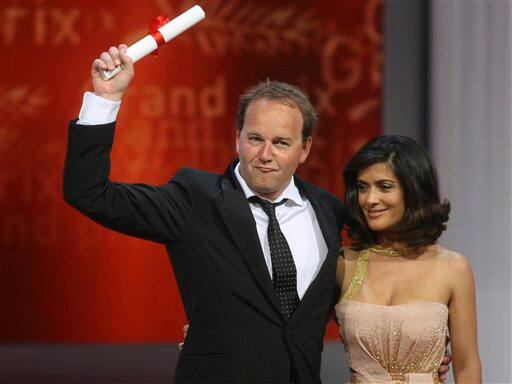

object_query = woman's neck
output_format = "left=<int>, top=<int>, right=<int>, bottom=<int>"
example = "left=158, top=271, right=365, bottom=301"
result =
left=377, top=235, right=409, bottom=250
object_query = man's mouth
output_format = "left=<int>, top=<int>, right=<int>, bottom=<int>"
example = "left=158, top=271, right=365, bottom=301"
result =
left=366, top=208, right=389, bottom=218
left=255, top=166, right=276, bottom=173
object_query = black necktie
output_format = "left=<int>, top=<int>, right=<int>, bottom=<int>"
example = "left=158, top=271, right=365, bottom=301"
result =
left=250, top=196, right=300, bottom=320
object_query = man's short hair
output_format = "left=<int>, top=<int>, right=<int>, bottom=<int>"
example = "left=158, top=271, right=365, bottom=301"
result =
left=236, top=80, right=318, bottom=142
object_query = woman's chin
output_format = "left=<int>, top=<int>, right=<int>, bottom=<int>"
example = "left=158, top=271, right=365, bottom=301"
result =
left=367, top=221, right=394, bottom=233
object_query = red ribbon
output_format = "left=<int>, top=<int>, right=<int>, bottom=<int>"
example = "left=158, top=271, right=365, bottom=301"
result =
left=148, top=15, right=170, bottom=57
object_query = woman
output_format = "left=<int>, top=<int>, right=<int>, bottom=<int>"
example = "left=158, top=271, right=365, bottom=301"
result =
left=336, top=135, right=481, bottom=383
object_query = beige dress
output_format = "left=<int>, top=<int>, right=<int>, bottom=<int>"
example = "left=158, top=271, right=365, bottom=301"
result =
left=335, top=250, right=448, bottom=384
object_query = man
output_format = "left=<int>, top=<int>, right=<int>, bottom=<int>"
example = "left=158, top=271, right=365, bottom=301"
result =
left=64, top=45, right=450, bottom=383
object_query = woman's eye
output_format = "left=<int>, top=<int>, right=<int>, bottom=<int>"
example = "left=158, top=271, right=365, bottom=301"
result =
left=357, top=185, right=367, bottom=192
left=380, top=184, right=392, bottom=190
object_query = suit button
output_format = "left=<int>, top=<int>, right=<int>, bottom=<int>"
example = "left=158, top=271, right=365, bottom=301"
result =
left=283, top=327, right=294, bottom=337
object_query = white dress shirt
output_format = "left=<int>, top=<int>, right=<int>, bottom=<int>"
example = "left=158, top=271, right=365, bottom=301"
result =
left=76, top=92, right=328, bottom=299
left=78, top=91, right=120, bottom=125
left=234, top=164, right=327, bottom=299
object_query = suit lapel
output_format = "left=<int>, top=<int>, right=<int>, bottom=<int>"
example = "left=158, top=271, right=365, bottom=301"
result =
left=290, top=177, right=340, bottom=321
left=214, top=161, right=284, bottom=322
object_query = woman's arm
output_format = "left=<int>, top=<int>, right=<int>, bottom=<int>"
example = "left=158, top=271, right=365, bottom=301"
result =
left=333, top=249, right=346, bottom=339
left=447, top=253, right=482, bottom=383
left=336, top=248, right=346, bottom=288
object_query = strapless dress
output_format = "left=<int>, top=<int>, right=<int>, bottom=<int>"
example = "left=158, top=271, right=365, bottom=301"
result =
left=336, top=249, right=448, bottom=383
left=336, top=300, right=448, bottom=384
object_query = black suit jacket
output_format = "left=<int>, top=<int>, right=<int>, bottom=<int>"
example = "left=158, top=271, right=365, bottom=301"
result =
left=63, top=120, right=343, bottom=383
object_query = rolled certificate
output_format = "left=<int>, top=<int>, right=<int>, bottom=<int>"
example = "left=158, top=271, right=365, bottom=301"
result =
left=100, top=5, right=206, bottom=81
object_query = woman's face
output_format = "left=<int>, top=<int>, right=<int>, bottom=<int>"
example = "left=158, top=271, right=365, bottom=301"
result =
left=357, top=162, right=405, bottom=233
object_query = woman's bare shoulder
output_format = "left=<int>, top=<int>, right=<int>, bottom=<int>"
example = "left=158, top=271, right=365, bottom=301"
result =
left=435, top=245, right=473, bottom=278
left=337, top=246, right=363, bottom=290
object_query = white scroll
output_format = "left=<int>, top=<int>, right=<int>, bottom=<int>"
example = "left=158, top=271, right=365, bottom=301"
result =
left=100, top=5, right=206, bottom=80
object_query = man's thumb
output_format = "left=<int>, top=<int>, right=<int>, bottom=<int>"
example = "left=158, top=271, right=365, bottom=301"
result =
left=119, top=50, right=134, bottom=71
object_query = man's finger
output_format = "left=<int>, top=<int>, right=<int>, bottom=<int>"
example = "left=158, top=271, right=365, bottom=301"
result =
left=119, top=49, right=132, bottom=63
left=92, top=58, right=107, bottom=72
left=442, top=355, right=452, bottom=364
left=100, top=51, right=115, bottom=71
left=439, top=373, right=446, bottom=383
left=108, top=46, right=121, bottom=66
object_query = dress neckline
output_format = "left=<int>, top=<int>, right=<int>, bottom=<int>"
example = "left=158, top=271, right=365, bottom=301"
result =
left=336, top=300, right=449, bottom=310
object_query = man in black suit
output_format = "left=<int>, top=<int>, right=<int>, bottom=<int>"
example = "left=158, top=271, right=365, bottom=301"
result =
left=64, top=44, right=342, bottom=383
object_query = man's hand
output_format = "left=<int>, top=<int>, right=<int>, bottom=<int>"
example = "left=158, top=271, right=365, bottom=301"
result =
left=438, top=350, right=452, bottom=382
left=179, top=324, right=189, bottom=351
left=91, top=44, right=134, bottom=102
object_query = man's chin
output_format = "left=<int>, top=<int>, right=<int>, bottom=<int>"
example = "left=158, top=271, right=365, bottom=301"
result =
left=254, top=186, right=277, bottom=195
left=251, top=183, right=279, bottom=198
left=243, top=174, right=282, bottom=197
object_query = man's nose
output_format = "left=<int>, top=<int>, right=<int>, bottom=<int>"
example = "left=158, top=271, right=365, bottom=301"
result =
left=258, top=142, right=273, bottom=162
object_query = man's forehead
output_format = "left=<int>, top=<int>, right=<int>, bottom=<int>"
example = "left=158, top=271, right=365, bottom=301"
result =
left=242, top=99, right=303, bottom=138
left=244, top=99, right=302, bottom=125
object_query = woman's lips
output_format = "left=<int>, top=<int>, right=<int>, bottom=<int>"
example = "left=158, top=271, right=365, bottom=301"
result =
left=366, top=208, right=388, bottom=218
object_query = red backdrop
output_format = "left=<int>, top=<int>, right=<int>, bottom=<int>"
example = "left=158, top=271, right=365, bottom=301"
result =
left=1, top=0, right=381, bottom=342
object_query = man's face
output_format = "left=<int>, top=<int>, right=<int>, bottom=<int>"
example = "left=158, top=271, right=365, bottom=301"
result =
left=236, top=99, right=312, bottom=201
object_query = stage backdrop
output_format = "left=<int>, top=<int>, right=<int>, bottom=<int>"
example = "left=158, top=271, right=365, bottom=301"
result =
left=1, top=0, right=381, bottom=342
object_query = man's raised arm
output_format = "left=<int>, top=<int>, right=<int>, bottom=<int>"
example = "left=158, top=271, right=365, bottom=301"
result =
left=63, top=45, right=193, bottom=245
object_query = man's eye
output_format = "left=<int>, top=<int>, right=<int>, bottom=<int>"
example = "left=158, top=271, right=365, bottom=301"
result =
left=276, top=141, right=290, bottom=147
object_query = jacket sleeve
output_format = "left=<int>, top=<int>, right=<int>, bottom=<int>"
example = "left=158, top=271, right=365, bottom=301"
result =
left=63, top=119, right=193, bottom=244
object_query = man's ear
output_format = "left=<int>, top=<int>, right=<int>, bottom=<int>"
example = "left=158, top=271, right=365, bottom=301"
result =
left=235, top=130, right=241, bottom=154
left=299, top=136, right=313, bottom=164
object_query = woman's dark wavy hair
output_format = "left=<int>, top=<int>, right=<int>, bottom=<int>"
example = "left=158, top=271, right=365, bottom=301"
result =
left=343, top=135, right=450, bottom=250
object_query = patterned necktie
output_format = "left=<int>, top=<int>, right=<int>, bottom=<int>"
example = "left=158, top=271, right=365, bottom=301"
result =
left=250, top=196, right=300, bottom=320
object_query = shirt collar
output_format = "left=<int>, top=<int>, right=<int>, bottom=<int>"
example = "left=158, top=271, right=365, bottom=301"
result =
left=234, top=163, right=303, bottom=206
